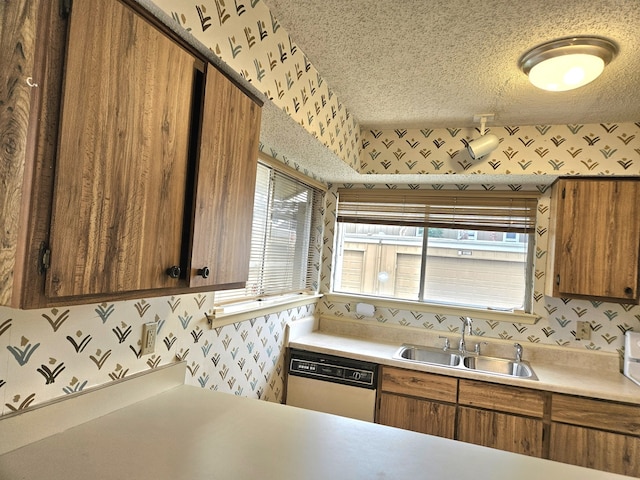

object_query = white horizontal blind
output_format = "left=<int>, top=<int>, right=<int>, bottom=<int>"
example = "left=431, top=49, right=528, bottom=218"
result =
left=337, top=189, right=539, bottom=233
left=214, top=162, right=323, bottom=305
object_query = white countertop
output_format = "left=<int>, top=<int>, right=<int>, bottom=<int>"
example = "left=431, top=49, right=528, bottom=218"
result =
left=0, top=384, right=634, bottom=480
left=289, top=330, right=640, bottom=405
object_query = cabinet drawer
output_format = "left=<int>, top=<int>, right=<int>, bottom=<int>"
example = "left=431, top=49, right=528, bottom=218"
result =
left=458, top=379, right=546, bottom=418
left=381, top=366, right=457, bottom=403
left=551, top=394, right=640, bottom=436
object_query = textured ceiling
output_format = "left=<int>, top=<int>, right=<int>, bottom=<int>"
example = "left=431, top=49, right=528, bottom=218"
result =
left=262, top=0, right=640, bottom=129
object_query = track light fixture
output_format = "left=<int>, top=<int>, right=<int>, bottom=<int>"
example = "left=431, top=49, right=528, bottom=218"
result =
left=519, top=36, right=617, bottom=92
left=467, top=114, right=499, bottom=160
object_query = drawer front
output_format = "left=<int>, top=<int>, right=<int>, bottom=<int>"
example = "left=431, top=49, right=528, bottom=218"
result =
left=458, top=379, right=546, bottom=418
left=381, top=366, right=457, bottom=403
left=551, top=394, right=640, bottom=435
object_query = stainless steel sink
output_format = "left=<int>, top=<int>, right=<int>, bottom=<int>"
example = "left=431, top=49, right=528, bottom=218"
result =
left=394, top=345, right=461, bottom=367
left=462, top=355, right=537, bottom=379
left=393, top=344, right=537, bottom=380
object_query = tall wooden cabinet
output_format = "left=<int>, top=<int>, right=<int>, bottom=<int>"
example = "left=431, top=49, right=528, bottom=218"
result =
left=547, top=177, right=640, bottom=303
left=1, top=0, right=262, bottom=308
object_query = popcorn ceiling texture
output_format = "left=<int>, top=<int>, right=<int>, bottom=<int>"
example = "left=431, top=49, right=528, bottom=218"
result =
left=262, top=0, right=640, bottom=129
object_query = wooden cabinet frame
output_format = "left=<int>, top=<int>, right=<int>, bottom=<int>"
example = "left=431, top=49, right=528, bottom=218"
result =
left=2, top=0, right=262, bottom=308
left=377, top=366, right=640, bottom=476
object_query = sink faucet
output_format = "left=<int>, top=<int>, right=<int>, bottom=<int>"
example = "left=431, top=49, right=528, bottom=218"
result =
left=514, top=343, right=523, bottom=362
left=459, top=317, right=473, bottom=353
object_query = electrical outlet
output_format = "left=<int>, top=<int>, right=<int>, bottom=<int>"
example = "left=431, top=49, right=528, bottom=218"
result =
left=141, top=322, right=157, bottom=355
left=576, top=321, right=591, bottom=341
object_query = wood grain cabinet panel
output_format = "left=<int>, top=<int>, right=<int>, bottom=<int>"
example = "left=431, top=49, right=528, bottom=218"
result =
left=381, top=366, right=457, bottom=403
left=458, top=379, right=546, bottom=418
left=550, top=393, right=640, bottom=477
left=549, top=423, right=640, bottom=477
left=456, top=380, right=546, bottom=458
left=0, top=0, right=38, bottom=306
left=457, top=406, right=545, bottom=457
left=551, top=393, right=640, bottom=435
left=547, top=178, right=640, bottom=303
left=1, top=0, right=262, bottom=307
left=378, top=392, right=456, bottom=439
left=189, top=65, right=261, bottom=288
left=378, top=367, right=457, bottom=439
left=48, top=0, right=197, bottom=297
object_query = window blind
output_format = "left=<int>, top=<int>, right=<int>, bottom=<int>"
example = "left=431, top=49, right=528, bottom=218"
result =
left=337, top=189, right=539, bottom=233
left=214, top=161, right=324, bottom=305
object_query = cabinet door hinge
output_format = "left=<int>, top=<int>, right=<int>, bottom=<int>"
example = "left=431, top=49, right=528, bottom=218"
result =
left=38, top=242, right=51, bottom=275
left=561, top=187, right=566, bottom=199
left=60, top=0, right=72, bottom=18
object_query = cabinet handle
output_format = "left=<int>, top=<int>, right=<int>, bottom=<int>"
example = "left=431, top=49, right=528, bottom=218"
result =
left=166, top=266, right=181, bottom=278
left=197, top=267, right=210, bottom=279
left=624, top=287, right=634, bottom=296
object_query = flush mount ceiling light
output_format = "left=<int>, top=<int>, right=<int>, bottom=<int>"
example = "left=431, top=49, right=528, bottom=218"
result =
left=467, top=114, right=499, bottom=160
left=519, top=36, right=618, bottom=92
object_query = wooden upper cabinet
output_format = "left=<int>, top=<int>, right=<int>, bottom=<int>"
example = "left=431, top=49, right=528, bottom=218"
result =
left=46, top=0, right=197, bottom=297
left=548, top=178, right=640, bottom=303
left=189, top=65, right=261, bottom=288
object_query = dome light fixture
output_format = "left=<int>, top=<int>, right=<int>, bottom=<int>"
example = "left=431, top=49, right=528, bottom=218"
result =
left=519, top=36, right=618, bottom=92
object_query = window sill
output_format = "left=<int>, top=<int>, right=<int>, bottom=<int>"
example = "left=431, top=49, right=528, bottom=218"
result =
left=207, top=293, right=323, bottom=328
left=325, top=293, right=540, bottom=325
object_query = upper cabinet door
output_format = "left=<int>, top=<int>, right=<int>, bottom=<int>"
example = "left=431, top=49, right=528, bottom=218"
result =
left=189, top=65, right=262, bottom=288
left=552, top=178, right=640, bottom=303
left=47, top=0, right=197, bottom=297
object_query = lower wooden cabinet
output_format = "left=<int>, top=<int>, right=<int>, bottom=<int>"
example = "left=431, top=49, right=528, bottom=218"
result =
left=377, top=367, right=640, bottom=477
left=377, top=367, right=457, bottom=439
left=549, top=423, right=640, bottom=476
left=457, top=379, right=546, bottom=457
left=550, top=393, right=640, bottom=477
left=457, top=406, right=544, bottom=457
left=379, top=392, right=456, bottom=439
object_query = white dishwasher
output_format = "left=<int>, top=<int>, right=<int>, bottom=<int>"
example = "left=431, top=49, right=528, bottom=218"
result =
left=285, top=349, right=378, bottom=422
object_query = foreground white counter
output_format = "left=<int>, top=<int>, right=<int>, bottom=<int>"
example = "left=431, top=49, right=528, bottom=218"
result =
left=0, top=382, right=633, bottom=479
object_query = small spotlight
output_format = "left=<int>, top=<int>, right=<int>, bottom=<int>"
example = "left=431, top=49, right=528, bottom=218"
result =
left=468, top=114, right=499, bottom=159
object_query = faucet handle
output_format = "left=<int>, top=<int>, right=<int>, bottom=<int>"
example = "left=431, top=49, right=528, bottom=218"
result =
left=474, top=341, right=488, bottom=355
left=514, top=343, right=523, bottom=362
left=438, top=336, right=450, bottom=351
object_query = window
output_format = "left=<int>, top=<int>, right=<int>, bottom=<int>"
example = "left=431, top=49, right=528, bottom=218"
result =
left=332, top=189, right=538, bottom=312
left=213, top=160, right=324, bottom=306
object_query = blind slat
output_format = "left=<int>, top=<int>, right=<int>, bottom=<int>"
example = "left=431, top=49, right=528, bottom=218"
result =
left=215, top=161, right=323, bottom=305
left=337, top=189, right=538, bottom=233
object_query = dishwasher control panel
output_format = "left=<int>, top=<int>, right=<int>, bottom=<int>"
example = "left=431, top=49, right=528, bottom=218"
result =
left=288, top=349, right=377, bottom=389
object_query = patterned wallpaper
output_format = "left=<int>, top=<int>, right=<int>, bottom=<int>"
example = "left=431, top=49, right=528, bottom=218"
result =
left=0, top=293, right=316, bottom=417
left=361, top=123, right=640, bottom=176
left=320, top=179, right=640, bottom=357
left=150, top=0, right=360, bottom=170
left=3, top=0, right=640, bottom=422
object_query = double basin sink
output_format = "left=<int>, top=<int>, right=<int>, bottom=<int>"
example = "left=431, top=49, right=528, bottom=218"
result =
left=394, top=344, right=537, bottom=380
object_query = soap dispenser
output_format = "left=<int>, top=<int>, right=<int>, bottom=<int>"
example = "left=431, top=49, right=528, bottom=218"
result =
left=623, top=331, right=640, bottom=387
